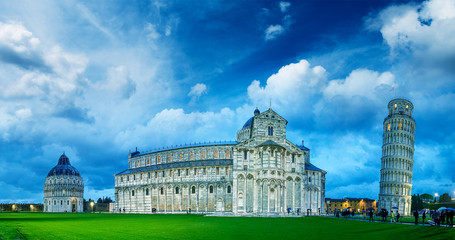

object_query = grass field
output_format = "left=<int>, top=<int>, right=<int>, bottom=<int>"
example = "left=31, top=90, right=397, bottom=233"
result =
left=0, top=213, right=454, bottom=240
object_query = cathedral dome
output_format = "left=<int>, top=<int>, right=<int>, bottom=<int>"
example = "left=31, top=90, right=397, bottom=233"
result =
left=47, top=154, right=81, bottom=177
left=242, top=117, right=253, bottom=130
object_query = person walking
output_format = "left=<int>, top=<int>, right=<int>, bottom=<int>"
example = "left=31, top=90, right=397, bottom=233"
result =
left=369, top=210, right=374, bottom=222
left=396, top=212, right=400, bottom=223
left=441, top=211, right=446, bottom=225
left=391, top=211, right=396, bottom=223
left=414, top=210, right=419, bottom=225
left=422, top=211, right=426, bottom=225
left=449, top=210, right=454, bottom=226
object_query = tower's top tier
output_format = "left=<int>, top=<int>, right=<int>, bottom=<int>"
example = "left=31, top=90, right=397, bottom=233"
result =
left=387, top=98, right=413, bottom=118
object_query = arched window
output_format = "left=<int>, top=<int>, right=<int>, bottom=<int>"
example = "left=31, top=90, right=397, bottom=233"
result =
left=226, top=150, right=230, bottom=158
left=227, top=185, right=231, bottom=193
left=209, top=186, right=214, bottom=193
left=146, top=188, right=149, bottom=195
left=175, top=187, right=179, bottom=194
left=387, top=123, right=391, bottom=131
left=160, top=187, right=164, bottom=195
left=191, top=186, right=196, bottom=194
left=215, top=150, right=218, bottom=158
left=394, top=104, right=397, bottom=109
left=168, top=154, right=171, bottom=162
left=67, top=200, right=69, bottom=205
left=202, top=151, right=206, bottom=158
left=244, top=151, right=247, bottom=160
left=268, top=126, right=273, bottom=136
left=292, top=155, right=295, bottom=163
left=147, top=158, right=150, bottom=165
left=180, top=153, right=182, bottom=160
left=137, top=160, right=140, bottom=167
left=158, top=156, right=161, bottom=163
left=191, top=152, right=193, bottom=159
left=132, top=190, right=135, bottom=196
left=194, top=169, right=197, bottom=176
left=63, top=189, right=66, bottom=195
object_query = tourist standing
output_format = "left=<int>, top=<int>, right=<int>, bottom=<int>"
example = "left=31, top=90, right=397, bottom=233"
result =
left=414, top=210, right=419, bottom=225
left=441, top=211, right=446, bottom=225
left=422, top=211, right=426, bottom=225
left=433, top=211, right=440, bottom=226
left=396, top=212, right=400, bottom=223
left=391, top=211, right=396, bottom=223
left=449, top=210, right=454, bottom=226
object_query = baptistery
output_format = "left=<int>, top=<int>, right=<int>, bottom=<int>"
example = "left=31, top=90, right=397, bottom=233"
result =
left=44, top=154, right=84, bottom=212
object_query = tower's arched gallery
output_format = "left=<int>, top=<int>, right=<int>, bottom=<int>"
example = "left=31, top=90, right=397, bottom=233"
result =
left=44, top=154, right=84, bottom=212
left=115, top=108, right=326, bottom=215
left=378, top=99, right=415, bottom=216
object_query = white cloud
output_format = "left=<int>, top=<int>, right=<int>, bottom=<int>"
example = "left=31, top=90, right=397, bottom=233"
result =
left=279, top=2, right=291, bottom=13
left=115, top=107, right=240, bottom=150
left=76, top=3, right=113, bottom=39
left=145, top=23, right=161, bottom=41
left=165, top=25, right=172, bottom=36
left=44, top=46, right=88, bottom=81
left=0, top=21, right=39, bottom=53
left=370, top=0, right=455, bottom=59
left=324, top=69, right=395, bottom=100
left=264, top=24, right=284, bottom=40
left=247, top=59, right=326, bottom=109
left=188, top=83, right=208, bottom=98
left=95, top=66, right=136, bottom=99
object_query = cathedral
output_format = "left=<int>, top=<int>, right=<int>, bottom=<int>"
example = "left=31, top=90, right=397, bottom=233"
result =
left=114, top=108, right=326, bottom=215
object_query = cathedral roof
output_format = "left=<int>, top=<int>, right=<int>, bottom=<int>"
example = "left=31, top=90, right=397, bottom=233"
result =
left=258, top=140, right=283, bottom=148
left=305, top=162, right=323, bottom=172
left=47, top=154, right=81, bottom=177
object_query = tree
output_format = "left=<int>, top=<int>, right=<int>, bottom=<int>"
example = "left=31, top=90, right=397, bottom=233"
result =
left=439, top=193, right=452, bottom=203
left=420, top=193, right=434, bottom=200
left=97, top=198, right=103, bottom=203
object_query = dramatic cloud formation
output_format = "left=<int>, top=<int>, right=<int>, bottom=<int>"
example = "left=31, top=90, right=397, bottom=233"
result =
left=0, top=0, right=454, bottom=203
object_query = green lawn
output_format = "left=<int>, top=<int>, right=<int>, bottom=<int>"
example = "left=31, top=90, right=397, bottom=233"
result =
left=0, top=213, right=453, bottom=240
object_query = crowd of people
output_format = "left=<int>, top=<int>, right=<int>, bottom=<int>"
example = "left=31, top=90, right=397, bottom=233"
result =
left=332, top=208, right=454, bottom=227
left=414, top=209, right=455, bottom=227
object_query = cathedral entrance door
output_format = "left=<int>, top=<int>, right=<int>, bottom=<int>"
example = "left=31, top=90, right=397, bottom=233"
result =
left=216, top=198, right=224, bottom=212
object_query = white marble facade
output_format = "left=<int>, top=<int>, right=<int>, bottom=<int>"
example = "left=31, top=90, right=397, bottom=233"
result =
left=378, top=99, right=415, bottom=216
left=115, top=108, right=326, bottom=215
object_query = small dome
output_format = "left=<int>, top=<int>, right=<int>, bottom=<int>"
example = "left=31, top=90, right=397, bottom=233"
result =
left=254, top=108, right=260, bottom=116
left=47, top=154, right=81, bottom=177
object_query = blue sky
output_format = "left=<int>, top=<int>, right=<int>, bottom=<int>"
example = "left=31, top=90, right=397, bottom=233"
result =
left=0, top=0, right=454, bottom=203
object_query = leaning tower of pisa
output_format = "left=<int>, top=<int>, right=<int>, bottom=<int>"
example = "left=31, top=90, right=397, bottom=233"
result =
left=378, top=98, right=415, bottom=216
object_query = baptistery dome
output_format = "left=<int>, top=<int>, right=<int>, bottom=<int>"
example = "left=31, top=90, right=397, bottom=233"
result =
left=43, top=154, right=84, bottom=212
